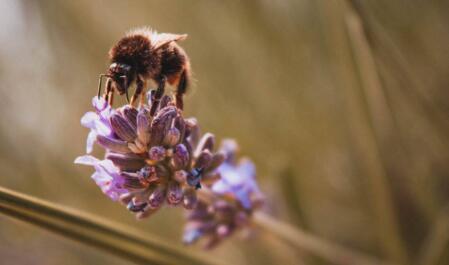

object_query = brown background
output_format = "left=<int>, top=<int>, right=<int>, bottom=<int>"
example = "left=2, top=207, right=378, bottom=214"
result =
left=0, top=1, right=448, bottom=264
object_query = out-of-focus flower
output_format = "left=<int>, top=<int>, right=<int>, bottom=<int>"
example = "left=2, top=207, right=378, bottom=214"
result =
left=212, top=139, right=262, bottom=209
left=75, top=94, right=226, bottom=219
left=183, top=140, right=264, bottom=249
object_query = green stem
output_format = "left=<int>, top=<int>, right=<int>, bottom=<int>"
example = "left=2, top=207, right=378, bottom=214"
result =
left=198, top=189, right=390, bottom=265
left=253, top=212, right=392, bottom=265
left=0, top=186, right=224, bottom=265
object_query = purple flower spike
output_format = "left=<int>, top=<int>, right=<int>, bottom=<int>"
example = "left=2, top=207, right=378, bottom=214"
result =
left=183, top=139, right=264, bottom=249
left=76, top=92, right=228, bottom=219
left=213, top=149, right=261, bottom=209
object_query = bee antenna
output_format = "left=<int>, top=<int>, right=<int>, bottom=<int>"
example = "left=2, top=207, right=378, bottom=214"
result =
left=97, top=74, right=109, bottom=98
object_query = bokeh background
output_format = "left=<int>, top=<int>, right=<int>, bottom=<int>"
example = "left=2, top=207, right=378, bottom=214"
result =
left=0, top=1, right=448, bottom=264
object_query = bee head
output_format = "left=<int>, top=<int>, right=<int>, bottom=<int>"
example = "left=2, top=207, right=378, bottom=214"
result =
left=108, top=62, right=132, bottom=95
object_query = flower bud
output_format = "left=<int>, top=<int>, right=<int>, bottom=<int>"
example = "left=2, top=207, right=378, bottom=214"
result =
left=194, top=150, right=213, bottom=169
left=174, top=170, right=188, bottom=183
left=110, top=113, right=137, bottom=142
left=182, top=188, right=198, bottom=210
left=148, top=185, right=166, bottom=209
left=138, top=166, right=159, bottom=183
left=96, top=135, right=132, bottom=154
left=174, top=116, right=186, bottom=141
left=128, top=142, right=145, bottom=154
left=122, top=105, right=138, bottom=128
left=172, top=144, right=190, bottom=170
left=205, top=151, right=226, bottom=172
left=105, top=152, right=145, bottom=171
left=163, top=127, right=181, bottom=147
left=167, top=181, right=183, bottom=205
left=121, top=172, right=146, bottom=190
left=148, top=146, right=166, bottom=162
left=150, top=106, right=177, bottom=145
left=184, top=118, right=199, bottom=146
left=127, top=200, right=147, bottom=212
left=194, top=133, right=215, bottom=157
left=137, top=108, right=151, bottom=145
left=159, top=95, right=172, bottom=109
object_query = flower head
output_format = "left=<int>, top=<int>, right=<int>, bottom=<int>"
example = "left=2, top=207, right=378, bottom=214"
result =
left=76, top=94, right=226, bottom=219
left=183, top=140, right=264, bottom=249
left=213, top=139, right=262, bottom=209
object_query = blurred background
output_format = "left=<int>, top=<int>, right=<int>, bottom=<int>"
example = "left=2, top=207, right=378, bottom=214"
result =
left=0, top=1, right=448, bottom=264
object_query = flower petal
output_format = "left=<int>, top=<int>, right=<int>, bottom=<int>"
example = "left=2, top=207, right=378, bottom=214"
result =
left=80, top=112, right=98, bottom=128
left=194, top=133, right=215, bottom=158
left=86, top=131, right=97, bottom=153
left=106, top=152, right=145, bottom=171
left=122, top=106, right=138, bottom=128
left=92, top=96, right=107, bottom=111
left=110, top=113, right=137, bottom=142
left=150, top=106, right=177, bottom=145
left=74, top=155, right=99, bottom=166
left=97, top=135, right=132, bottom=154
left=237, top=159, right=256, bottom=179
left=94, top=120, right=112, bottom=136
left=211, top=179, right=229, bottom=194
left=235, top=189, right=252, bottom=209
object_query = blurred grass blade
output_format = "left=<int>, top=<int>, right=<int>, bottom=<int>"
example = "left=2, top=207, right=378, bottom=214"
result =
left=417, top=205, right=449, bottom=265
left=253, top=212, right=392, bottom=265
left=0, top=186, right=224, bottom=265
left=314, top=1, right=408, bottom=264
left=341, top=2, right=409, bottom=264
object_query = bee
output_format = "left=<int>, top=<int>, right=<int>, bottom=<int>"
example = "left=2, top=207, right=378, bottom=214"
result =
left=97, top=27, right=191, bottom=115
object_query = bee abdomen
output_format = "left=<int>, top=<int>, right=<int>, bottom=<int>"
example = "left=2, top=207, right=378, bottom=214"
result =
left=160, top=45, right=188, bottom=80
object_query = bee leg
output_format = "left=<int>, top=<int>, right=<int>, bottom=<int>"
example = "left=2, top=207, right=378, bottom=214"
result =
left=103, top=78, right=113, bottom=105
left=130, top=77, right=144, bottom=107
left=175, top=70, right=188, bottom=110
left=97, top=74, right=107, bottom=98
left=107, top=88, right=115, bottom=106
left=150, top=76, right=166, bottom=116
left=139, top=81, right=147, bottom=106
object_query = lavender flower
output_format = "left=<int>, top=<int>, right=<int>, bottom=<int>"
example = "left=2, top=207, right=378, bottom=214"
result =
left=212, top=140, right=262, bottom=209
left=75, top=93, right=226, bottom=219
left=74, top=155, right=127, bottom=200
left=183, top=140, right=264, bottom=249
left=80, top=96, right=116, bottom=153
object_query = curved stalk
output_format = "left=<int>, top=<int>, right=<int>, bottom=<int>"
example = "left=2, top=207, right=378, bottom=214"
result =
left=0, top=186, right=224, bottom=265
left=197, top=189, right=391, bottom=265
left=253, top=212, right=392, bottom=265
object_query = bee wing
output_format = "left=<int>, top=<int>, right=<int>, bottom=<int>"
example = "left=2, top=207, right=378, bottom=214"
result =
left=152, top=33, right=188, bottom=50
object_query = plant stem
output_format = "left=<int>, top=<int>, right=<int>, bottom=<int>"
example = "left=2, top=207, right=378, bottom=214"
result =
left=314, top=1, right=408, bottom=264
left=0, top=186, right=224, bottom=265
left=253, top=212, right=392, bottom=265
left=197, top=189, right=390, bottom=265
